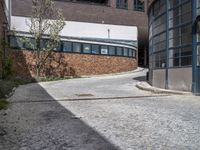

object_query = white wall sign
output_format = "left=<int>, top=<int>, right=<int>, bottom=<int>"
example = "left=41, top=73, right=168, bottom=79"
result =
left=101, top=48, right=108, bottom=54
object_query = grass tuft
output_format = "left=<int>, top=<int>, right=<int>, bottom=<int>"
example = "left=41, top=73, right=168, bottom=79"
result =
left=0, top=99, right=9, bottom=110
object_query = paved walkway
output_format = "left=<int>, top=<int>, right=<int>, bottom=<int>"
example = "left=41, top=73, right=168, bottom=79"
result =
left=1, top=69, right=200, bottom=150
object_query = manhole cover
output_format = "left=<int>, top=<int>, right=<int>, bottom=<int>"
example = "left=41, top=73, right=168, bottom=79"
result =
left=75, top=94, right=94, bottom=97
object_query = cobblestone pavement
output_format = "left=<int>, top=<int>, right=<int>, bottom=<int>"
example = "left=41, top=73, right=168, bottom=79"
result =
left=0, top=69, right=200, bottom=150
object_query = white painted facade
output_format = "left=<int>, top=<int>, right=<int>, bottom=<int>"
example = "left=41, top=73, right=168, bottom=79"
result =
left=11, top=16, right=138, bottom=42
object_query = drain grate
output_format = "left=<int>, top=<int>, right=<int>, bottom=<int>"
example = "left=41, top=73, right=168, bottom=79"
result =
left=75, top=93, right=94, bottom=97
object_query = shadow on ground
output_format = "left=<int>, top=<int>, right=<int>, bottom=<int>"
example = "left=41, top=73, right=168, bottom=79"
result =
left=133, top=76, right=146, bottom=82
left=0, top=83, right=120, bottom=150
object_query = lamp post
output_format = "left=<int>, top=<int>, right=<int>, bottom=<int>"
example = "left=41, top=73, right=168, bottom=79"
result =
left=107, top=29, right=110, bottom=39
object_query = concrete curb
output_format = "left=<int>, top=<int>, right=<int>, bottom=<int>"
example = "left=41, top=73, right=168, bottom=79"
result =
left=82, top=67, right=146, bottom=78
left=136, top=81, right=192, bottom=95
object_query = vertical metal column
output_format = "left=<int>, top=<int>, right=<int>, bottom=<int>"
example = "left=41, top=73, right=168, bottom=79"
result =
left=165, top=0, right=169, bottom=89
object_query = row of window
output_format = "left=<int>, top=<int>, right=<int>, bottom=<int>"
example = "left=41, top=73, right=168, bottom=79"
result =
left=116, top=0, right=144, bottom=11
left=150, top=52, right=192, bottom=69
left=9, top=36, right=137, bottom=58
left=66, top=0, right=145, bottom=12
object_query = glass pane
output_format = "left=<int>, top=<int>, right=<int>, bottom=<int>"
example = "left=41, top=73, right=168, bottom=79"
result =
left=123, top=48, right=128, bottom=56
left=197, top=46, right=200, bottom=66
left=117, top=47, right=123, bottom=56
left=73, top=43, right=81, bottom=53
left=198, top=56, right=200, bottom=66
left=169, top=49, right=179, bottom=58
left=128, top=49, right=133, bottom=57
left=133, top=50, right=136, bottom=57
left=63, top=41, right=72, bottom=52
left=109, top=46, right=115, bottom=55
left=101, top=46, right=108, bottom=54
left=197, top=0, right=200, bottom=8
left=83, top=44, right=91, bottom=54
left=181, top=56, right=192, bottom=66
left=169, top=58, right=180, bottom=67
left=91, top=45, right=100, bottom=54
left=181, top=47, right=192, bottom=57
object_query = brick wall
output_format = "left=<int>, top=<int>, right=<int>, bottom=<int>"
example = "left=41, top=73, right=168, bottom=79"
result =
left=8, top=50, right=137, bottom=77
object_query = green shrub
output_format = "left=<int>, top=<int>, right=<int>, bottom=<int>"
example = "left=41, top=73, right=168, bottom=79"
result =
left=3, top=57, right=14, bottom=79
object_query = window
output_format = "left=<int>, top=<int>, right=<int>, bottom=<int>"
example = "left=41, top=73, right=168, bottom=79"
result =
left=73, top=43, right=81, bottom=53
left=63, top=41, right=72, bottom=52
left=101, top=46, right=108, bottom=54
left=76, top=0, right=108, bottom=5
left=9, top=36, right=136, bottom=59
left=128, top=49, right=133, bottom=57
left=153, top=51, right=166, bottom=68
left=116, top=47, right=123, bottom=56
left=134, top=0, right=144, bottom=12
left=116, top=0, right=127, bottom=9
left=10, top=36, right=24, bottom=49
left=169, top=0, right=179, bottom=8
left=197, top=46, right=200, bottom=66
left=197, top=21, right=200, bottom=42
left=168, top=46, right=192, bottom=67
left=109, top=46, right=115, bottom=55
left=133, top=50, right=136, bottom=57
left=123, top=48, right=128, bottom=56
left=91, top=45, right=100, bottom=54
left=83, top=44, right=91, bottom=54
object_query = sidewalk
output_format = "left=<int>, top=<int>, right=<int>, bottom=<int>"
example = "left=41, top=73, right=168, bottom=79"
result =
left=136, top=81, right=192, bottom=95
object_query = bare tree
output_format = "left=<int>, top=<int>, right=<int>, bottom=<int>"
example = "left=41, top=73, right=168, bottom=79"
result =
left=27, top=0, right=65, bottom=77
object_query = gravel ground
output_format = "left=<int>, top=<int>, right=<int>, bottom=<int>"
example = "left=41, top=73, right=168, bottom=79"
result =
left=0, top=69, right=200, bottom=150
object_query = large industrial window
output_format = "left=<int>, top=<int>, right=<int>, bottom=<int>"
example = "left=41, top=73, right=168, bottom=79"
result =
left=168, top=0, right=192, bottom=67
left=168, top=46, right=192, bottom=67
left=153, top=51, right=166, bottom=68
left=116, top=0, right=127, bottom=9
left=149, top=0, right=192, bottom=69
left=134, top=0, right=144, bottom=12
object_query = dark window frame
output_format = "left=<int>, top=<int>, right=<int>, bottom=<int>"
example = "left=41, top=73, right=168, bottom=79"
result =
left=116, top=0, right=128, bottom=9
left=134, top=0, right=145, bottom=12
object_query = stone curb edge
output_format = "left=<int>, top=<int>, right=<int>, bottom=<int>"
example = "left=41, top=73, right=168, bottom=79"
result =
left=136, top=82, right=192, bottom=95
left=82, top=67, right=146, bottom=78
